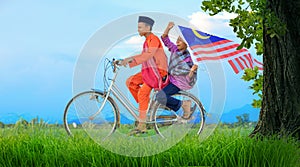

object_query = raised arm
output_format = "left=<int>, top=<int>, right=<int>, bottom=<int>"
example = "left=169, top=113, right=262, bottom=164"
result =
left=161, top=22, right=178, bottom=53
left=162, top=22, right=174, bottom=38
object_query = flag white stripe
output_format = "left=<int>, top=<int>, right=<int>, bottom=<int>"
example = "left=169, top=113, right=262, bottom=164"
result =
left=193, top=49, right=250, bottom=62
left=191, top=41, right=238, bottom=53
left=191, top=43, right=249, bottom=61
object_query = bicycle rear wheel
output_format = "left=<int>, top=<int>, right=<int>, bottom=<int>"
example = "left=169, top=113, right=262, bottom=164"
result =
left=63, top=90, right=119, bottom=140
left=151, top=91, right=205, bottom=139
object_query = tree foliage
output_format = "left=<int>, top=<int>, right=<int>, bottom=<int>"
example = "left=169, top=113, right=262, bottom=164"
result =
left=241, top=67, right=262, bottom=108
left=201, top=0, right=285, bottom=108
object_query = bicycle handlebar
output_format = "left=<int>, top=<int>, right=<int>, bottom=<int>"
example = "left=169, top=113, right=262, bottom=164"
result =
left=111, top=58, right=122, bottom=73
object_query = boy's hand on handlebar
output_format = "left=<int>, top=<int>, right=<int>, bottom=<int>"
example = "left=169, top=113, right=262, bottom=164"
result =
left=115, top=59, right=123, bottom=66
left=121, top=57, right=133, bottom=67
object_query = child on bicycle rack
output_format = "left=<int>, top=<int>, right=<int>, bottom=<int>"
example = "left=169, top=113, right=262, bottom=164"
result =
left=156, top=22, right=198, bottom=119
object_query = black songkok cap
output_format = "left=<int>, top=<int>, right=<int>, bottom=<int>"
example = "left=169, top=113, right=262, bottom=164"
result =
left=138, top=16, right=154, bottom=27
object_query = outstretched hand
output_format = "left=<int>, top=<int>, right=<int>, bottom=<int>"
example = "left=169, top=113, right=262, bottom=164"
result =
left=120, top=57, right=133, bottom=67
left=167, top=22, right=175, bottom=30
left=162, top=22, right=175, bottom=38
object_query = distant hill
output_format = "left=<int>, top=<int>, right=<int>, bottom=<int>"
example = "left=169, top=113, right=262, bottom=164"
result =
left=0, top=104, right=260, bottom=125
left=220, top=104, right=260, bottom=123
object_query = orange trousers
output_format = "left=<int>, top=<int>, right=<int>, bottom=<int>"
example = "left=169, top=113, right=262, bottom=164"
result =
left=126, top=72, right=152, bottom=121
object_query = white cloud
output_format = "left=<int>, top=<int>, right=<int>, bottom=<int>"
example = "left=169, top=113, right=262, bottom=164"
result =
left=124, top=36, right=144, bottom=45
left=188, top=12, right=237, bottom=38
left=211, top=12, right=238, bottom=20
left=108, top=35, right=145, bottom=52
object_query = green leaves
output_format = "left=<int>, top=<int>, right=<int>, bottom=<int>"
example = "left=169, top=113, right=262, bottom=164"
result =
left=202, top=0, right=265, bottom=55
left=201, top=0, right=287, bottom=109
left=242, top=68, right=258, bottom=81
left=255, top=42, right=263, bottom=55
left=201, top=0, right=271, bottom=108
left=241, top=67, right=263, bottom=108
left=201, top=0, right=235, bottom=15
left=252, top=99, right=262, bottom=108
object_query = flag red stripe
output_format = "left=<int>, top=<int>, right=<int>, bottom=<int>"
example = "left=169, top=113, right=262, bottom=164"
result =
left=195, top=48, right=248, bottom=61
left=228, top=60, right=239, bottom=74
left=190, top=39, right=232, bottom=49
left=192, top=43, right=240, bottom=55
left=239, top=56, right=249, bottom=68
left=244, top=53, right=253, bottom=69
left=178, top=25, right=264, bottom=73
left=235, top=57, right=245, bottom=70
left=254, top=59, right=263, bottom=65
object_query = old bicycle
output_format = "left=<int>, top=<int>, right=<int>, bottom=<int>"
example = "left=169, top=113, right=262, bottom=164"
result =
left=63, top=58, right=206, bottom=140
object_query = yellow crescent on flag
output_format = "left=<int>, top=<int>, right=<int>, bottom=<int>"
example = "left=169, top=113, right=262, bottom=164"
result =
left=192, top=29, right=210, bottom=39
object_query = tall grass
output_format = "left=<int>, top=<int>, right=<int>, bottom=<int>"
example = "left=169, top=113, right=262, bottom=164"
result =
left=0, top=126, right=299, bottom=167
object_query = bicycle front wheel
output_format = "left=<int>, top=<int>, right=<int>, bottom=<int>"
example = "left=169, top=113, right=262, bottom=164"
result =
left=63, top=90, right=119, bottom=140
left=151, top=91, right=205, bottom=139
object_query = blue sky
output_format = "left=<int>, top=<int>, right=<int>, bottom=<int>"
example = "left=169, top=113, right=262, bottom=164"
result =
left=0, top=1, right=261, bottom=123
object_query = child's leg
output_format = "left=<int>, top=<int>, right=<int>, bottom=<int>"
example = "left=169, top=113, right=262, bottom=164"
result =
left=128, top=83, right=152, bottom=134
left=137, top=83, right=152, bottom=123
left=126, top=72, right=143, bottom=103
left=156, top=83, right=181, bottom=111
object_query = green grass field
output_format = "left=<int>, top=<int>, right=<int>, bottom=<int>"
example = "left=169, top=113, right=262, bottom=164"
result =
left=0, top=125, right=299, bottom=167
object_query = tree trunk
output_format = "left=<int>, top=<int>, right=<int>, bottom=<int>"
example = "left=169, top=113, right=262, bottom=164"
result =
left=250, top=0, right=300, bottom=139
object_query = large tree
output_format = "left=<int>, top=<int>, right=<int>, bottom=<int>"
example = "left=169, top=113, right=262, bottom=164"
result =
left=202, top=0, right=300, bottom=138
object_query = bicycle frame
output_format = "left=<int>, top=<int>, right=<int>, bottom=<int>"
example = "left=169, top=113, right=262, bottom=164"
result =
left=64, top=59, right=206, bottom=139
left=90, top=60, right=157, bottom=123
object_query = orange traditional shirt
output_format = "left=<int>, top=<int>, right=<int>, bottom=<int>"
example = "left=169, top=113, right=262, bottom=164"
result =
left=129, top=33, right=168, bottom=77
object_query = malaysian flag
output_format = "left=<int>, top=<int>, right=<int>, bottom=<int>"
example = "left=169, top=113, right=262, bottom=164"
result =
left=178, top=25, right=263, bottom=74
